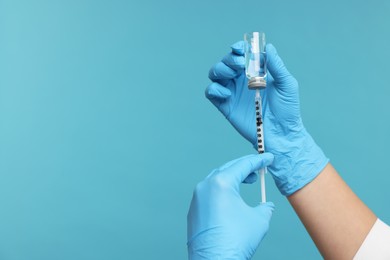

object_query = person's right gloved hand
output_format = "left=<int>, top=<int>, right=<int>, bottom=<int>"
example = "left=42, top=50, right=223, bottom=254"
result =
left=205, top=42, right=329, bottom=196
left=187, top=154, right=275, bottom=260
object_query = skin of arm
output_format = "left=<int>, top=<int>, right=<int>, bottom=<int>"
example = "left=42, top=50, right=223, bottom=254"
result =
left=288, top=163, right=377, bottom=259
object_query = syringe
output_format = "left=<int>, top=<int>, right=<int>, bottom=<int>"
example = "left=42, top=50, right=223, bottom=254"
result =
left=255, top=88, right=267, bottom=203
left=244, top=32, right=267, bottom=203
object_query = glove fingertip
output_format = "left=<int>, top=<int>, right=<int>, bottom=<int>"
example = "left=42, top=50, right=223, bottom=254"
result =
left=254, top=202, right=275, bottom=222
left=243, top=172, right=258, bottom=184
left=222, top=54, right=245, bottom=71
left=265, top=43, right=277, bottom=55
left=263, top=201, right=275, bottom=210
left=256, top=152, right=274, bottom=167
left=231, top=41, right=245, bottom=55
left=266, top=43, right=293, bottom=83
left=259, top=202, right=275, bottom=220
left=205, top=83, right=231, bottom=100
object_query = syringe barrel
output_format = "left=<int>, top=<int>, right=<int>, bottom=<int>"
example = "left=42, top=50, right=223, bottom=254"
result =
left=255, top=91, right=265, bottom=154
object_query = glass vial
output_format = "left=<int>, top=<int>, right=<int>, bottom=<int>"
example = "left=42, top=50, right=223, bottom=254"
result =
left=244, top=32, right=267, bottom=89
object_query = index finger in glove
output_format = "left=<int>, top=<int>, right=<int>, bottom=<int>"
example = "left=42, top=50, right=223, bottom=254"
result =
left=222, top=53, right=245, bottom=71
left=220, top=153, right=274, bottom=186
left=231, top=41, right=245, bottom=56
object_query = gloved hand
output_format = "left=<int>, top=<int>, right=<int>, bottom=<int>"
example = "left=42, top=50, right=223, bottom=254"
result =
left=205, top=42, right=329, bottom=196
left=187, top=154, right=275, bottom=260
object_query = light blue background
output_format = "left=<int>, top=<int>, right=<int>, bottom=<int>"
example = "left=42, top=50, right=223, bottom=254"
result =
left=1, top=0, right=390, bottom=259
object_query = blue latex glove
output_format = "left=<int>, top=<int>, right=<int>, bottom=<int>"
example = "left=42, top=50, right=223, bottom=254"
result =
left=187, top=154, right=275, bottom=259
left=205, top=42, right=329, bottom=196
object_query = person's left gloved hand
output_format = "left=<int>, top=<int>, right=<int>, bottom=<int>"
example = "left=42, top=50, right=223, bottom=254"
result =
left=187, top=154, right=275, bottom=259
left=205, top=42, right=328, bottom=196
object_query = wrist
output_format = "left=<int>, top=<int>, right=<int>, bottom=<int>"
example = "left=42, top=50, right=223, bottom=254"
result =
left=188, top=230, right=245, bottom=260
left=268, top=128, right=329, bottom=196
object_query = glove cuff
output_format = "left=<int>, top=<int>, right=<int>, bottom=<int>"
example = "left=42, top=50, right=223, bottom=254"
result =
left=269, top=129, right=329, bottom=196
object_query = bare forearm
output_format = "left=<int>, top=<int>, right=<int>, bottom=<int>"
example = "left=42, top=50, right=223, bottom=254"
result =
left=288, top=163, right=377, bottom=260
